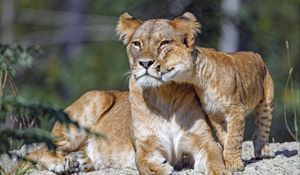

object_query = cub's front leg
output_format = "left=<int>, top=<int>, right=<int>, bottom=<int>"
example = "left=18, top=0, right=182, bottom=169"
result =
left=209, top=116, right=227, bottom=147
left=135, top=136, right=174, bottom=175
left=223, top=111, right=245, bottom=172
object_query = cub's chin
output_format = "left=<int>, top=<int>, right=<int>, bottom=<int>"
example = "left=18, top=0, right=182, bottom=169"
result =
left=161, top=65, right=190, bottom=83
left=161, top=67, right=180, bottom=82
left=135, top=75, right=163, bottom=89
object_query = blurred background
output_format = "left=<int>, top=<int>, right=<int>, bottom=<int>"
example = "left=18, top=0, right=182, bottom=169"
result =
left=0, top=0, right=299, bottom=142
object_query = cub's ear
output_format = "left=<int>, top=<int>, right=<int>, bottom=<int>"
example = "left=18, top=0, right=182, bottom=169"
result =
left=171, top=12, right=201, bottom=48
left=116, top=12, right=142, bottom=45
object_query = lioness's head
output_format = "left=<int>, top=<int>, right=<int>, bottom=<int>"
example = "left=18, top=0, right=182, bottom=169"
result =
left=117, top=12, right=200, bottom=88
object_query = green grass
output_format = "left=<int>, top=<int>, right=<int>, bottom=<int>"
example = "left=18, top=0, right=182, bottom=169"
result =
left=283, top=41, right=298, bottom=141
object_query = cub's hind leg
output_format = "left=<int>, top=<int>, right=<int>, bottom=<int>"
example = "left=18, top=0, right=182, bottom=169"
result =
left=253, top=72, right=274, bottom=159
left=252, top=100, right=274, bottom=159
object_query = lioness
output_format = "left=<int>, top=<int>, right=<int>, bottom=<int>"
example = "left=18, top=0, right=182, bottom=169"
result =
left=14, top=12, right=229, bottom=175
left=117, top=12, right=228, bottom=174
left=149, top=12, right=274, bottom=171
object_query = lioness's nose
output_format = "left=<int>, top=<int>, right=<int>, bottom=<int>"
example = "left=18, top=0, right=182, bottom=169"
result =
left=138, top=60, right=154, bottom=69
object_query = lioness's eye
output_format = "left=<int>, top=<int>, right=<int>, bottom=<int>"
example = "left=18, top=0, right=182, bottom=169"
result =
left=132, top=41, right=141, bottom=48
left=159, top=40, right=173, bottom=48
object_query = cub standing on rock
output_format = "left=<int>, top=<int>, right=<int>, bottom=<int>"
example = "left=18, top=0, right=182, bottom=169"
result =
left=153, top=12, right=274, bottom=172
left=117, top=12, right=230, bottom=175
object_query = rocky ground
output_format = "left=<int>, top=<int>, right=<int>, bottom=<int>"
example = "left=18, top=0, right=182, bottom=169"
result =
left=0, top=141, right=299, bottom=175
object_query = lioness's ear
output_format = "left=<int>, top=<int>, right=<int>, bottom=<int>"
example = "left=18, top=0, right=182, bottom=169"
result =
left=171, top=12, right=201, bottom=48
left=116, top=12, right=142, bottom=45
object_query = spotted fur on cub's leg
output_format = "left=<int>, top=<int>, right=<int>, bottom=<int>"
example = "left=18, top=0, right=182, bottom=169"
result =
left=253, top=72, right=274, bottom=159
left=253, top=100, right=274, bottom=159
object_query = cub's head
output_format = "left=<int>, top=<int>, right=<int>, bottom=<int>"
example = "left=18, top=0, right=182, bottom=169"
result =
left=117, top=12, right=200, bottom=88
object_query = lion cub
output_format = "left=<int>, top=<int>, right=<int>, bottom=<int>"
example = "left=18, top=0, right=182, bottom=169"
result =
left=155, top=12, right=274, bottom=171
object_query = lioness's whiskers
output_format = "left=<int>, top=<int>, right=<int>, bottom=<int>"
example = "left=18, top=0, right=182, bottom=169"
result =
left=121, top=70, right=132, bottom=80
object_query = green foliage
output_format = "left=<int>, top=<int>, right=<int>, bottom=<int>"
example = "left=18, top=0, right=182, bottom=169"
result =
left=0, top=45, right=42, bottom=75
left=0, top=45, right=105, bottom=156
left=0, top=45, right=43, bottom=100
left=0, top=45, right=57, bottom=154
left=0, top=95, right=77, bottom=154
left=0, top=95, right=105, bottom=154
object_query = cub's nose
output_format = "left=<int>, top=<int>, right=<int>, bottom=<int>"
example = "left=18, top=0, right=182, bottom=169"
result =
left=138, top=60, right=154, bottom=69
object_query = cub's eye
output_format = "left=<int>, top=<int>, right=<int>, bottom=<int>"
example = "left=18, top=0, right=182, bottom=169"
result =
left=132, top=41, right=141, bottom=48
left=159, top=40, right=173, bottom=48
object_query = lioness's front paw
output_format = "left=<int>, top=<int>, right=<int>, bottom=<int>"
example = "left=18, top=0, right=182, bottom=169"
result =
left=48, top=151, right=93, bottom=174
left=207, top=163, right=231, bottom=175
left=160, top=163, right=175, bottom=175
left=48, top=157, right=77, bottom=174
left=208, top=167, right=231, bottom=175
left=224, top=154, right=244, bottom=172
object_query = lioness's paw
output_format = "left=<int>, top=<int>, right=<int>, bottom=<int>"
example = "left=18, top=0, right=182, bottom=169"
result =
left=161, top=164, right=175, bottom=175
left=48, top=157, right=75, bottom=174
left=224, top=155, right=244, bottom=172
left=207, top=162, right=231, bottom=175
left=48, top=151, right=93, bottom=174
left=66, top=151, right=94, bottom=172
left=208, top=167, right=231, bottom=175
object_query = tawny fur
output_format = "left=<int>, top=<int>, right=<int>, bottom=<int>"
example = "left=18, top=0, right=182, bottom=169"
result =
left=146, top=13, right=274, bottom=172
left=16, top=12, right=235, bottom=175
left=22, top=90, right=136, bottom=174
left=117, top=12, right=229, bottom=175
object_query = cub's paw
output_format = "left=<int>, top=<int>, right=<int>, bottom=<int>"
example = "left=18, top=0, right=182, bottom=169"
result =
left=254, top=144, right=274, bottom=160
left=224, top=154, right=244, bottom=172
left=262, top=144, right=274, bottom=158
